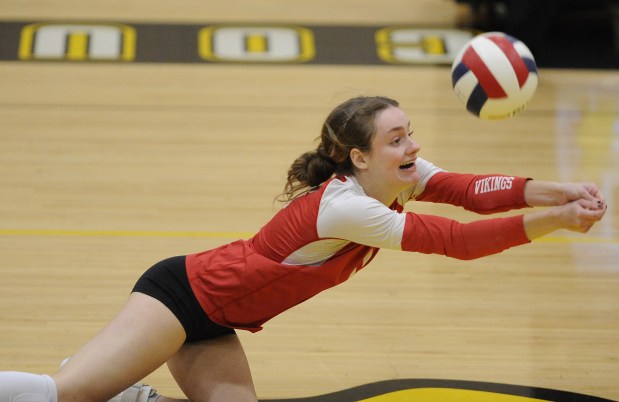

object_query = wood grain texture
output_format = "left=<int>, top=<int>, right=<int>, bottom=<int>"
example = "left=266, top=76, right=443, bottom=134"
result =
left=1, top=1, right=618, bottom=400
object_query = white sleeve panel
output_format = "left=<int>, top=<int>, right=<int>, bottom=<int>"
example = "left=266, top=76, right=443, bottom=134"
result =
left=317, top=177, right=407, bottom=250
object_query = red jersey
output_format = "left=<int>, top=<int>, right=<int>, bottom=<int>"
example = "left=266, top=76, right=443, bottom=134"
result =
left=186, top=158, right=530, bottom=332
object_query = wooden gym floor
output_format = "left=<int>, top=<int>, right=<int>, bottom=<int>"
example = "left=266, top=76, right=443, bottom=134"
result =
left=0, top=1, right=618, bottom=400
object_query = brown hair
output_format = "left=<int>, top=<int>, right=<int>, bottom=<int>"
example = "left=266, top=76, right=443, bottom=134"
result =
left=278, top=96, right=399, bottom=202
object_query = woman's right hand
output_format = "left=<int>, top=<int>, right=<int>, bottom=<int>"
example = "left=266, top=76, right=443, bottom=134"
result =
left=523, top=196, right=607, bottom=240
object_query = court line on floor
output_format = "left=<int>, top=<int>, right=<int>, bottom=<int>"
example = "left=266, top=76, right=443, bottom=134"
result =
left=0, top=228, right=616, bottom=244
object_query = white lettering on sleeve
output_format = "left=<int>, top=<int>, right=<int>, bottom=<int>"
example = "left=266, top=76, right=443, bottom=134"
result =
left=474, top=176, right=514, bottom=194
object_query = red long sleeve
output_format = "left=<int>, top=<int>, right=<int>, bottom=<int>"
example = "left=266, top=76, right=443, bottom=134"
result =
left=401, top=213, right=530, bottom=260
left=416, top=171, right=531, bottom=214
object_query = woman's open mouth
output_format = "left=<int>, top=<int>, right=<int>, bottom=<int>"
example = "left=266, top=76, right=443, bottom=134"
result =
left=399, top=161, right=416, bottom=170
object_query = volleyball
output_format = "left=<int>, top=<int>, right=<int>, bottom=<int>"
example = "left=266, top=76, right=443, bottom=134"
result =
left=451, top=32, right=538, bottom=120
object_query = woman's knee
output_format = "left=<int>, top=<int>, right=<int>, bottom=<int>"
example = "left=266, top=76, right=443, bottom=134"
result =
left=0, top=372, right=58, bottom=402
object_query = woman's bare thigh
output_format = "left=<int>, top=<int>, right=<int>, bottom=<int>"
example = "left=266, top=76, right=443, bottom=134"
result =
left=167, top=334, right=257, bottom=402
left=53, top=292, right=186, bottom=402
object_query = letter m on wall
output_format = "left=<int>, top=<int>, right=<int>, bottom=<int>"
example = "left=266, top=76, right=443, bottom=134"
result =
left=19, top=22, right=136, bottom=61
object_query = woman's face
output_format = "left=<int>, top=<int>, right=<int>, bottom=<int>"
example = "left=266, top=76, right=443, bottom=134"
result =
left=356, top=106, right=421, bottom=193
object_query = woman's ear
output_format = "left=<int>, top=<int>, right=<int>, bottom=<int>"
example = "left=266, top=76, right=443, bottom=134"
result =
left=350, top=148, right=368, bottom=170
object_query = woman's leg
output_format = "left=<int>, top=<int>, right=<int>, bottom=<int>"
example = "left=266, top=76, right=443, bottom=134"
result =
left=167, top=334, right=257, bottom=402
left=52, top=292, right=186, bottom=402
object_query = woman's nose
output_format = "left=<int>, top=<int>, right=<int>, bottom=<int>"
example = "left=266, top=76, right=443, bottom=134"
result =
left=407, top=137, right=421, bottom=154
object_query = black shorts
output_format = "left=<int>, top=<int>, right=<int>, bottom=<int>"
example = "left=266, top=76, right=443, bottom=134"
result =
left=132, top=256, right=236, bottom=343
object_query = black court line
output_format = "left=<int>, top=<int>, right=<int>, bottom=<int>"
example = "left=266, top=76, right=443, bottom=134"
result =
left=1, top=19, right=617, bottom=68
